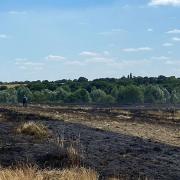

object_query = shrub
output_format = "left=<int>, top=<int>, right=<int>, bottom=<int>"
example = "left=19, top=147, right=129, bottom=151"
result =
left=67, top=89, right=91, bottom=103
left=91, top=89, right=115, bottom=104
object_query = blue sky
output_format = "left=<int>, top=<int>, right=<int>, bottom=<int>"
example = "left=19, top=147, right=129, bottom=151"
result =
left=0, top=0, right=180, bottom=81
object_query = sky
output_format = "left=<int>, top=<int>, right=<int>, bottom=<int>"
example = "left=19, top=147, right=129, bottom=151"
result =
left=0, top=0, right=180, bottom=81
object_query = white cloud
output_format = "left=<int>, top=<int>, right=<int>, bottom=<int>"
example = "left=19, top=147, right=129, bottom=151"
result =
left=103, top=51, right=110, bottom=56
left=122, top=4, right=131, bottom=9
left=147, top=28, right=153, bottom=32
left=46, top=55, right=66, bottom=61
left=23, top=62, right=44, bottom=66
left=111, top=29, right=126, bottom=32
left=152, top=56, right=170, bottom=60
left=165, top=60, right=180, bottom=65
left=8, top=11, right=27, bottom=15
left=98, top=28, right=127, bottom=36
left=79, top=22, right=89, bottom=25
left=168, top=51, right=173, bottom=54
left=79, top=51, right=114, bottom=65
left=162, top=42, right=173, bottom=46
left=15, top=58, right=44, bottom=71
left=79, top=51, right=100, bottom=57
left=85, top=57, right=115, bottom=64
left=116, top=59, right=150, bottom=67
left=166, top=29, right=180, bottom=34
left=149, top=0, right=180, bottom=6
left=0, top=34, right=9, bottom=39
left=19, top=66, right=27, bottom=70
left=172, top=37, right=180, bottom=41
left=122, top=47, right=152, bottom=52
left=64, top=60, right=85, bottom=66
left=78, top=50, right=149, bottom=69
left=15, top=58, right=28, bottom=63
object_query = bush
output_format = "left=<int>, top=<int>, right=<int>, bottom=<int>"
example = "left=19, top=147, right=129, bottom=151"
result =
left=122, top=85, right=144, bottom=104
left=144, top=85, right=165, bottom=104
left=67, top=89, right=91, bottom=103
left=17, top=86, right=32, bottom=103
left=55, top=87, right=70, bottom=102
left=0, top=86, right=8, bottom=91
left=91, top=89, right=115, bottom=104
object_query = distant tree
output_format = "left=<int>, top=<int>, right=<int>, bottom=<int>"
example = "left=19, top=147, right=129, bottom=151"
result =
left=0, top=91, right=9, bottom=103
left=91, top=89, right=106, bottom=103
left=0, top=86, right=8, bottom=91
left=68, top=82, right=80, bottom=92
left=102, top=94, right=115, bottom=104
left=130, top=73, right=133, bottom=79
left=144, top=85, right=165, bottom=104
left=7, top=88, right=18, bottom=104
left=91, top=89, right=115, bottom=104
left=42, top=89, right=56, bottom=102
left=117, top=86, right=126, bottom=103
left=78, top=77, right=88, bottom=83
left=17, top=86, right=32, bottom=103
left=91, top=80, right=113, bottom=94
left=3, top=76, right=180, bottom=105
left=67, top=89, right=91, bottom=103
left=157, top=75, right=167, bottom=84
left=28, top=82, right=46, bottom=91
left=32, top=91, right=45, bottom=103
left=161, top=87, right=171, bottom=103
left=56, top=87, right=70, bottom=102
left=60, top=85, right=71, bottom=92
left=111, top=86, right=119, bottom=99
left=122, top=85, right=144, bottom=104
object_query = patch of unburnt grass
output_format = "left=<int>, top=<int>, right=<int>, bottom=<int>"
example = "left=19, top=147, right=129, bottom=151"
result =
left=16, top=121, right=49, bottom=139
left=0, top=165, right=99, bottom=180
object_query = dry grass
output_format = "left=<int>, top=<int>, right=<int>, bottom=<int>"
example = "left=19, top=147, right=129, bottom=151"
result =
left=17, top=121, right=49, bottom=139
left=0, top=166, right=99, bottom=180
left=67, top=144, right=81, bottom=166
left=0, top=84, right=27, bottom=89
left=53, top=135, right=83, bottom=167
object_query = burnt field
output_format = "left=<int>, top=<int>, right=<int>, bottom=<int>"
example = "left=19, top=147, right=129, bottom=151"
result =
left=0, top=105, right=179, bottom=180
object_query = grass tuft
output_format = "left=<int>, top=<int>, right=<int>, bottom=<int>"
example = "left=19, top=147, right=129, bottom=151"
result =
left=17, top=121, right=49, bottom=139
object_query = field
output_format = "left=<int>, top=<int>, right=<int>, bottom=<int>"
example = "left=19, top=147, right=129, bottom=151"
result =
left=0, top=105, right=179, bottom=180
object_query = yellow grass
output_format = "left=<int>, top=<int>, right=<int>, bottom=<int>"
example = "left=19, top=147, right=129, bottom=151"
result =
left=53, top=136, right=82, bottom=167
left=17, top=121, right=49, bottom=139
left=0, top=166, right=99, bottom=180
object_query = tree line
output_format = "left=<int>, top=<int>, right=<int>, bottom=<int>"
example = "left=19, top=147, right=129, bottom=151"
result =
left=0, top=75, right=180, bottom=105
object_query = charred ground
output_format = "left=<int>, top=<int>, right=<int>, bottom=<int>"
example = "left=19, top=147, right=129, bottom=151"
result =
left=0, top=105, right=179, bottom=179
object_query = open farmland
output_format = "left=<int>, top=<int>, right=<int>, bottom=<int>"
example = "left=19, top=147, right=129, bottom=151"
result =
left=0, top=105, right=179, bottom=180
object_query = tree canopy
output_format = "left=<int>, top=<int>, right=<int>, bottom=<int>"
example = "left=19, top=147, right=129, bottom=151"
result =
left=1, top=75, right=180, bottom=105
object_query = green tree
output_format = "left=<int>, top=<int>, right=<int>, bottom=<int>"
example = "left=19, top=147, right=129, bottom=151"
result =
left=17, top=86, right=32, bottom=103
left=56, top=87, right=70, bottom=102
left=144, top=85, right=165, bottom=104
left=111, top=86, right=119, bottom=99
left=0, top=91, right=9, bottom=103
left=7, top=88, right=18, bottom=104
left=67, top=89, right=91, bottom=103
left=91, top=89, right=115, bottom=104
left=122, top=85, right=144, bottom=104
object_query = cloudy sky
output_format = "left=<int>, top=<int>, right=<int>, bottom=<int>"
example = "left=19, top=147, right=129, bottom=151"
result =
left=0, top=0, right=180, bottom=81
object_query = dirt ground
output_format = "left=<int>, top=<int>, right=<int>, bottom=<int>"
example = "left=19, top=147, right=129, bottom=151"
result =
left=0, top=105, right=179, bottom=180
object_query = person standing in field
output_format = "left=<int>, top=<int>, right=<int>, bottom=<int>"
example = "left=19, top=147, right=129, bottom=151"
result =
left=23, top=95, right=28, bottom=107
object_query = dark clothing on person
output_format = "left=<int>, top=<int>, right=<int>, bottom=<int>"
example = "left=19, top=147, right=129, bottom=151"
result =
left=23, top=96, right=28, bottom=107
